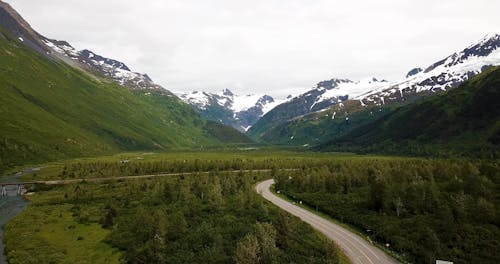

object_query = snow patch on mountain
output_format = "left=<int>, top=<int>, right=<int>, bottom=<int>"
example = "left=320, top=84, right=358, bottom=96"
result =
left=180, top=91, right=211, bottom=110
left=232, top=94, right=265, bottom=113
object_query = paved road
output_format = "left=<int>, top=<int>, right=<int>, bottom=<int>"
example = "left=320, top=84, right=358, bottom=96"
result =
left=256, top=179, right=400, bottom=264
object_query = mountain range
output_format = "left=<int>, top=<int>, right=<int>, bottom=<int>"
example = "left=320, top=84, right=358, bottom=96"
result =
left=179, top=34, right=500, bottom=136
left=248, top=33, right=500, bottom=145
left=178, top=89, right=288, bottom=132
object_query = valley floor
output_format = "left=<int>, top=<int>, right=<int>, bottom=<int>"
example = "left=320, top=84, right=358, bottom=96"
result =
left=1, top=151, right=498, bottom=264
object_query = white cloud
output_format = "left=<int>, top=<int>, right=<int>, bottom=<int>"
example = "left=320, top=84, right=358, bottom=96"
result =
left=6, top=0, right=500, bottom=97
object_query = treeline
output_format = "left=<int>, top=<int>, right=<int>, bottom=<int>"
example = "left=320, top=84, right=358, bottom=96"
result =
left=6, top=170, right=342, bottom=263
left=54, top=157, right=335, bottom=179
left=274, top=158, right=499, bottom=263
left=320, top=140, right=499, bottom=159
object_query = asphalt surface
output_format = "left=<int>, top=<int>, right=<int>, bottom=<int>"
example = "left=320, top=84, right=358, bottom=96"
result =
left=256, top=179, right=400, bottom=264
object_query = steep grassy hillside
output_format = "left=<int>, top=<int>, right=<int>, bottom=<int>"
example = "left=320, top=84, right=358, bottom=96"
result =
left=319, top=67, right=500, bottom=157
left=0, top=27, right=225, bottom=172
left=203, top=121, right=254, bottom=144
left=248, top=98, right=309, bottom=139
left=248, top=100, right=396, bottom=146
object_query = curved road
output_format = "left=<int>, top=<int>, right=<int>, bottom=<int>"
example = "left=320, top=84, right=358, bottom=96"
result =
left=256, top=179, right=400, bottom=264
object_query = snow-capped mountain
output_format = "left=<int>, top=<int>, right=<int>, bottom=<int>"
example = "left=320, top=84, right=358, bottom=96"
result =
left=358, top=33, right=500, bottom=105
left=0, top=1, right=167, bottom=93
left=306, top=77, right=390, bottom=110
left=42, top=39, right=165, bottom=91
left=246, top=78, right=389, bottom=132
left=252, top=33, right=500, bottom=130
left=179, top=89, right=287, bottom=132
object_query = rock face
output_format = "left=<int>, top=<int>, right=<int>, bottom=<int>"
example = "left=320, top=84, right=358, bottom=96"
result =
left=178, top=89, right=287, bottom=132
left=406, top=68, right=423, bottom=78
left=0, top=0, right=168, bottom=94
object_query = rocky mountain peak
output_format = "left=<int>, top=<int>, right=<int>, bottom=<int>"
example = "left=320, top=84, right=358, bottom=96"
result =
left=425, top=33, right=500, bottom=73
left=406, top=67, right=423, bottom=78
left=222, top=88, right=234, bottom=97
left=257, top=95, right=274, bottom=105
left=316, top=78, right=353, bottom=89
left=80, top=49, right=131, bottom=71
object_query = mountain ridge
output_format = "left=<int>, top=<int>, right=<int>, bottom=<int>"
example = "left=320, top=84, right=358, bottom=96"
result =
left=0, top=0, right=167, bottom=93
left=248, top=33, right=500, bottom=144
left=179, top=89, right=288, bottom=132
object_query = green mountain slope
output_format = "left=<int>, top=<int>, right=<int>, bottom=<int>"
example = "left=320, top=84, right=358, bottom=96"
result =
left=248, top=99, right=396, bottom=146
left=319, top=67, right=500, bottom=157
left=0, top=28, right=228, bottom=172
left=203, top=121, right=254, bottom=144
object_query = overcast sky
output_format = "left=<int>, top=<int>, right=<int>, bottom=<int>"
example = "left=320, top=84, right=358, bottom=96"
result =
left=6, top=0, right=500, bottom=97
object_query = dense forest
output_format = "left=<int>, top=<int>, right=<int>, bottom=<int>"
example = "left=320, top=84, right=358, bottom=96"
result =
left=274, top=158, right=500, bottom=263
left=5, top=165, right=343, bottom=263
left=23, top=151, right=341, bottom=181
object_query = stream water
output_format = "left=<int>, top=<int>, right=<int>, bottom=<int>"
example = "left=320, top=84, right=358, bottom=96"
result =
left=0, top=168, right=38, bottom=264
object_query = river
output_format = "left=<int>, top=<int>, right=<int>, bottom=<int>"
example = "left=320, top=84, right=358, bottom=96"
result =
left=0, top=168, right=38, bottom=264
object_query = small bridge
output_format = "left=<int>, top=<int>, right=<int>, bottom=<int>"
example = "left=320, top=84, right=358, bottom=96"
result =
left=0, top=182, right=38, bottom=197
